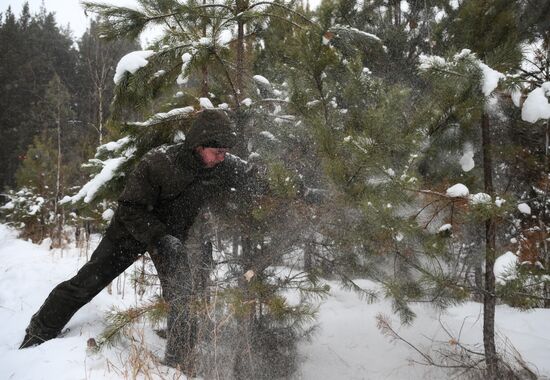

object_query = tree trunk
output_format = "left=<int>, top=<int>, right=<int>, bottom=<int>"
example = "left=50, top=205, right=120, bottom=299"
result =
left=393, top=0, right=401, bottom=26
left=54, top=99, right=61, bottom=220
left=98, top=85, right=104, bottom=145
left=481, top=112, right=498, bottom=378
left=233, top=1, right=248, bottom=156
left=304, top=239, right=313, bottom=273
left=236, top=20, right=244, bottom=99
left=544, top=120, right=550, bottom=307
left=235, top=0, right=246, bottom=102
left=201, top=0, right=209, bottom=97
left=54, top=82, right=63, bottom=250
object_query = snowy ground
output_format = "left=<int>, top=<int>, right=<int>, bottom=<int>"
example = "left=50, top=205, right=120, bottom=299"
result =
left=1, top=224, right=549, bottom=380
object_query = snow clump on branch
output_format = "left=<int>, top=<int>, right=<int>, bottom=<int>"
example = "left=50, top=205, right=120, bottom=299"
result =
left=114, top=50, right=155, bottom=84
left=61, top=155, right=130, bottom=204
left=129, top=106, right=195, bottom=127
left=61, top=137, right=137, bottom=205
left=253, top=75, right=271, bottom=86
left=517, top=203, right=531, bottom=215
left=446, top=183, right=469, bottom=197
left=419, top=49, right=505, bottom=97
left=521, top=82, right=550, bottom=123
left=199, top=98, right=215, bottom=109
left=469, top=192, right=492, bottom=205
left=494, top=251, right=518, bottom=285
left=459, top=142, right=475, bottom=172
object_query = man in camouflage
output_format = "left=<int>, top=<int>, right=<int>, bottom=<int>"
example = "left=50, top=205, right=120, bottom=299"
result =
left=20, top=109, right=256, bottom=368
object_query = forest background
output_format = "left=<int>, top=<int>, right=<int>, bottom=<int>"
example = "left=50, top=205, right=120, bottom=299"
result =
left=1, top=0, right=550, bottom=379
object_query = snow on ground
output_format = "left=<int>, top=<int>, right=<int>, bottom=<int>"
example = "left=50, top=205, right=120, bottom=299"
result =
left=1, top=224, right=550, bottom=379
left=0, top=224, right=175, bottom=380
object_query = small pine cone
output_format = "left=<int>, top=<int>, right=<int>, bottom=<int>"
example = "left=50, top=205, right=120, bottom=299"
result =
left=87, top=337, right=98, bottom=349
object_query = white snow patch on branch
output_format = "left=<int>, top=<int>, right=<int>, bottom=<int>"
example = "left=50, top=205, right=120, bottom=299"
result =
left=179, top=52, right=193, bottom=80
left=199, top=98, right=214, bottom=109
left=449, top=0, right=460, bottom=10
left=438, top=224, right=452, bottom=232
left=459, top=142, right=474, bottom=172
left=454, top=49, right=504, bottom=96
left=469, top=192, right=491, bottom=205
left=307, top=100, right=321, bottom=108
left=114, top=50, right=155, bottom=84
left=181, top=53, right=192, bottom=65
left=61, top=156, right=128, bottom=204
left=130, top=106, right=195, bottom=127
left=420, top=49, right=504, bottom=96
left=259, top=131, right=279, bottom=142
left=199, top=37, right=211, bottom=46
left=102, top=208, right=114, bottom=221
left=217, top=29, right=233, bottom=46
left=478, top=61, right=505, bottom=96
left=1, top=201, right=14, bottom=210
left=332, top=25, right=381, bottom=42
left=518, top=203, right=531, bottom=215
left=176, top=74, right=189, bottom=85
left=418, top=53, right=446, bottom=70
left=511, top=89, right=522, bottom=107
left=28, top=197, right=44, bottom=215
left=446, top=183, right=469, bottom=197
left=173, top=130, right=186, bottom=143
left=253, top=75, right=270, bottom=86
left=97, top=136, right=131, bottom=155
left=384, top=168, right=395, bottom=177
left=434, top=8, right=446, bottom=22
left=521, top=82, right=550, bottom=123
left=494, top=251, right=518, bottom=285
left=456, top=49, right=504, bottom=96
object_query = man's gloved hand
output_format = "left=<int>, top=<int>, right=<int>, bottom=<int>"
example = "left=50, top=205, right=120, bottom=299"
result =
left=148, top=234, right=184, bottom=255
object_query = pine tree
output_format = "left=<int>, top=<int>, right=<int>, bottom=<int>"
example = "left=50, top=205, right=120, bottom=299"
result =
left=2, top=74, right=77, bottom=245
left=71, top=1, right=326, bottom=376
left=2, top=134, right=59, bottom=243
left=278, top=0, right=546, bottom=377
left=0, top=3, right=78, bottom=190
left=416, top=0, right=536, bottom=376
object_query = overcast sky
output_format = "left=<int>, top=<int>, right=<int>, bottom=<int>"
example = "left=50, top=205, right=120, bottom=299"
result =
left=3, top=0, right=321, bottom=45
left=2, top=0, right=160, bottom=44
left=4, top=0, right=102, bottom=38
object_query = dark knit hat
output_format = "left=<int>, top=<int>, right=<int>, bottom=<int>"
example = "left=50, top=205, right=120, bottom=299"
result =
left=186, top=109, right=237, bottom=149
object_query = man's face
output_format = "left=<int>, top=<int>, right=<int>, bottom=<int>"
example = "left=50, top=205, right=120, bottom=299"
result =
left=196, top=146, right=229, bottom=168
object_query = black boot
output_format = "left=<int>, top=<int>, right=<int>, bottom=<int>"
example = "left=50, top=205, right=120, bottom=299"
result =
left=19, top=330, right=55, bottom=349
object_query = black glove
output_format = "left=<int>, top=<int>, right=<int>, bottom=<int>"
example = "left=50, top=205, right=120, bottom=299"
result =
left=148, top=234, right=183, bottom=255
left=158, top=234, right=184, bottom=254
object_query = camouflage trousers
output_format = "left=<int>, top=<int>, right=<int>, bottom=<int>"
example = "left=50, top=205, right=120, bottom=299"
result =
left=22, top=234, right=199, bottom=370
